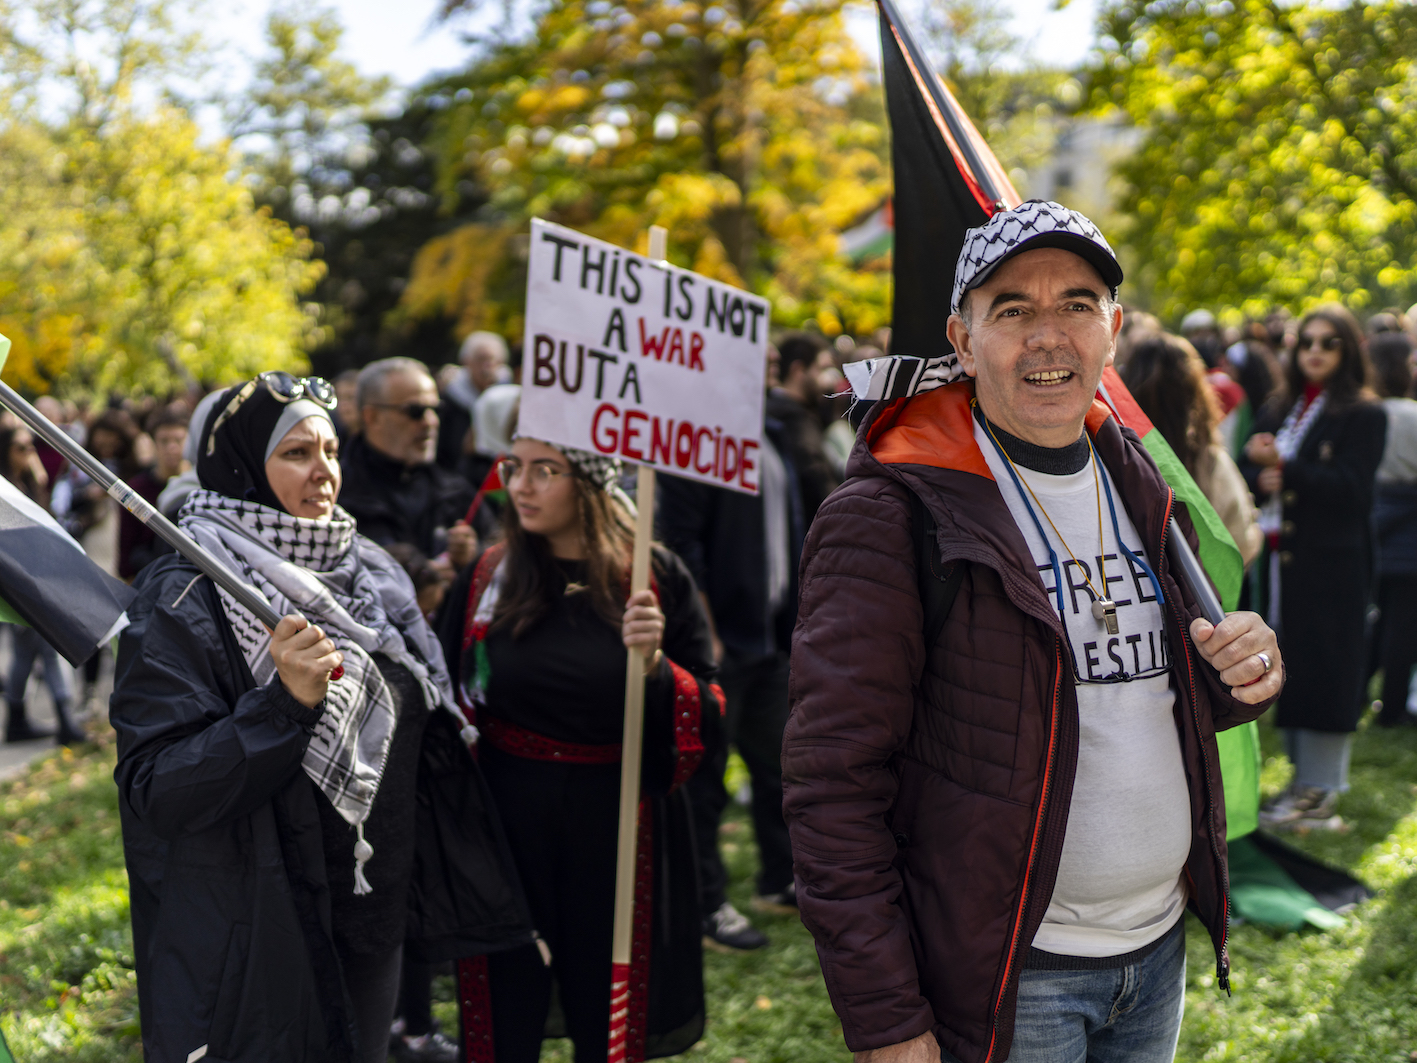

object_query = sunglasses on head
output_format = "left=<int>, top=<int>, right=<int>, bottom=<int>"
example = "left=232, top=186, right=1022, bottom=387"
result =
left=1298, top=334, right=1342, bottom=352
left=206, top=372, right=337, bottom=456
left=370, top=402, right=439, bottom=421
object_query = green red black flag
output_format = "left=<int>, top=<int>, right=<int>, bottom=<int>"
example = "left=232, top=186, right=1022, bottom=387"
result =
left=869, top=1, right=1273, bottom=850
left=876, top=0, right=1021, bottom=357
left=0, top=336, right=134, bottom=666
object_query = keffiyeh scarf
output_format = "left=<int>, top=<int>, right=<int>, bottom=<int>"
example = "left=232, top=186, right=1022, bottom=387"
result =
left=1258, top=390, right=1328, bottom=539
left=842, top=352, right=965, bottom=402
left=179, top=489, right=455, bottom=893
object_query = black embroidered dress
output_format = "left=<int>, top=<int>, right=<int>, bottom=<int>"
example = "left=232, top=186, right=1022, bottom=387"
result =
left=438, top=545, right=721, bottom=1063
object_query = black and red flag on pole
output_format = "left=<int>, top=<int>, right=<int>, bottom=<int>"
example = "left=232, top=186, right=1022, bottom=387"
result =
left=876, top=0, right=1022, bottom=358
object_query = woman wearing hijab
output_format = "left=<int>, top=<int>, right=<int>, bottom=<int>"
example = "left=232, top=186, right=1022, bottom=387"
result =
left=1241, top=306, right=1386, bottom=829
left=111, top=372, right=532, bottom=1063
left=436, top=435, right=720, bottom=1063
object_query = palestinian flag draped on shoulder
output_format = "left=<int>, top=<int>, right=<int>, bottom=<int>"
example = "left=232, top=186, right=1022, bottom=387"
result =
left=0, top=334, right=134, bottom=665
left=857, top=0, right=1259, bottom=840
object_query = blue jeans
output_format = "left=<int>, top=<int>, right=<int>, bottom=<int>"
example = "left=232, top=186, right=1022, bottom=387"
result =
left=997, top=919, right=1187, bottom=1063
left=9, top=625, right=72, bottom=706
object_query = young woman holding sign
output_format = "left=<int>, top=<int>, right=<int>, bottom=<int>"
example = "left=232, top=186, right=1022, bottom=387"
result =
left=439, top=434, right=720, bottom=1063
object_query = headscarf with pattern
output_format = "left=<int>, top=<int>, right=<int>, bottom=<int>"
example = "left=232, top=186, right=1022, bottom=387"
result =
left=182, top=379, right=459, bottom=894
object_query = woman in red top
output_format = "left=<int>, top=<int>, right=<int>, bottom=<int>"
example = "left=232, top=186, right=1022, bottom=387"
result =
left=440, top=436, right=720, bottom=1063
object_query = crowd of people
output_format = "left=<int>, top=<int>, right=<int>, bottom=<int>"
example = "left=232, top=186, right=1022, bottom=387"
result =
left=3, top=199, right=1417, bottom=1063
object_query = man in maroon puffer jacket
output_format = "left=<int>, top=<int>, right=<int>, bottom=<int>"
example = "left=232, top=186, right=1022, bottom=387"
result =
left=783, top=203, right=1283, bottom=1063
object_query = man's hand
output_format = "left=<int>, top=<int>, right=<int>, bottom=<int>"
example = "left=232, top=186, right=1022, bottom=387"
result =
left=1190, top=611, right=1282, bottom=705
left=270, top=615, right=343, bottom=709
left=854, top=1029, right=940, bottom=1063
left=1257, top=465, right=1283, bottom=494
left=447, top=520, right=478, bottom=572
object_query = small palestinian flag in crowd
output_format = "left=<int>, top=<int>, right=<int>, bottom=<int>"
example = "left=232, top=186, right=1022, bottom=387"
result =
left=465, top=458, right=508, bottom=527
left=0, top=334, right=134, bottom=666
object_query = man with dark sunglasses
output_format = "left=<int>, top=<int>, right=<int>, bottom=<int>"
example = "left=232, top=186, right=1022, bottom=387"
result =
left=338, top=357, right=478, bottom=577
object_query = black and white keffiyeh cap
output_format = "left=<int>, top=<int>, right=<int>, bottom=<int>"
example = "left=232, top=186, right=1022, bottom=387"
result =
left=951, top=200, right=1124, bottom=314
left=560, top=447, right=622, bottom=490
left=511, top=434, right=637, bottom=513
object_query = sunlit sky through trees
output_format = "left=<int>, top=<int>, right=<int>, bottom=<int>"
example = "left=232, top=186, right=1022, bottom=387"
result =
left=205, top=0, right=1100, bottom=91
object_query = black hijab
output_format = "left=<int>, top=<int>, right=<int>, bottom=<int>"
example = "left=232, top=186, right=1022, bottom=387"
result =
left=197, top=382, right=331, bottom=513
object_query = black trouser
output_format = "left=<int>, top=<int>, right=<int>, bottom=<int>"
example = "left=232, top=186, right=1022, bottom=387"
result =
left=685, top=649, right=794, bottom=913
left=1378, top=574, right=1417, bottom=724
left=399, top=955, right=435, bottom=1037
left=339, top=943, right=403, bottom=1063
left=482, top=747, right=620, bottom=1063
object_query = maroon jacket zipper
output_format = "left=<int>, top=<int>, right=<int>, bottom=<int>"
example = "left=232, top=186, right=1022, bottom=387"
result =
left=984, top=639, right=1064, bottom=1063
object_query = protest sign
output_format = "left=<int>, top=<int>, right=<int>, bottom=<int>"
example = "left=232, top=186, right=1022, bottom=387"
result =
left=520, top=218, right=770, bottom=494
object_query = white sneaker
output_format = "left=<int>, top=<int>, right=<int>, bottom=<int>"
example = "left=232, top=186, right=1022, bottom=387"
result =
left=703, top=901, right=769, bottom=951
left=1259, top=785, right=1343, bottom=831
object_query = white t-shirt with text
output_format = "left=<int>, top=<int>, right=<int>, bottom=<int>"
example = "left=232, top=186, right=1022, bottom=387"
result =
left=974, top=420, right=1190, bottom=958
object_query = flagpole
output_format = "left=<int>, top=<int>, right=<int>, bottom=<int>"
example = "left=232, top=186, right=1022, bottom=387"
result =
left=1167, top=519, right=1226, bottom=626
left=876, top=0, right=1005, bottom=210
left=606, top=225, right=665, bottom=1063
left=0, top=381, right=287, bottom=630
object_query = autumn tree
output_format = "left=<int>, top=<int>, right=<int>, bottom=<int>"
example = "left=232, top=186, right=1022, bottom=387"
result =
left=1091, top=0, right=1417, bottom=321
left=0, top=0, right=324, bottom=394
left=232, top=9, right=491, bottom=371
left=398, top=0, right=892, bottom=340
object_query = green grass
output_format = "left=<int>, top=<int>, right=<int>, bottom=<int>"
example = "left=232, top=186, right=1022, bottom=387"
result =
left=11, top=721, right=1417, bottom=1061
left=1175, top=711, right=1417, bottom=1063
left=0, top=732, right=140, bottom=1062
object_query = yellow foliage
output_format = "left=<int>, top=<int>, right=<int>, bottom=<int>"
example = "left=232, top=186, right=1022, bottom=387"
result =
left=0, top=109, right=322, bottom=395
left=406, top=0, right=891, bottom=338
left=399, top=223, right=517, bottom=340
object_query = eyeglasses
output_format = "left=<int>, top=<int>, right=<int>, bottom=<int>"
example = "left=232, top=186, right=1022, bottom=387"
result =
left=206, top=372, right=337, bottom=455
left=1298, top=334, right=1342, bottom=352
left=369, top=402, right=439, bottom=421
left=498, top=458, right=570, bottom=490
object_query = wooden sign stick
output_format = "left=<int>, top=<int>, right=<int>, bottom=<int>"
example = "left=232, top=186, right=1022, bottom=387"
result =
left=607, top=226, right=666, bottom=1063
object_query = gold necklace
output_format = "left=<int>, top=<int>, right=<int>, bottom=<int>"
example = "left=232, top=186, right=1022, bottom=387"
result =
left=983, top=416, right=1119, bottom=634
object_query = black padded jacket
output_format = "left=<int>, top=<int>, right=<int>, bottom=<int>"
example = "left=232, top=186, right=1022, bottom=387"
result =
left=111, top=554, right=533, bottom=1063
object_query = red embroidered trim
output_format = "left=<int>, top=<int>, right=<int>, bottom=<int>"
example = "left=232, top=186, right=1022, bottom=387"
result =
left=708, top=683, right=727, bottom=717
left=457, top=955, right=495, bottom=1063
left=462, top=545, right=507, bottom=654
left=627, top=798, right=654, bottom=1063
left=608, top=960, right=632, bottom=1063
left=668, top=661, right=704, bottom=792
left=481, top=715, right=623, bottom=765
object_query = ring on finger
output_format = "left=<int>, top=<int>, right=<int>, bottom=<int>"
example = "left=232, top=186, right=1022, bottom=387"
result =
left=1255, top=650, right=1273, bottom=674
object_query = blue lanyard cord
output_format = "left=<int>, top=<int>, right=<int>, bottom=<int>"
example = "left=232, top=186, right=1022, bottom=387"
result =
left=1092, top=437, right=1165, bottom=608
left=980, top=420, right=1167, bottom=615
left=979, top=422, right=1066, bottom=615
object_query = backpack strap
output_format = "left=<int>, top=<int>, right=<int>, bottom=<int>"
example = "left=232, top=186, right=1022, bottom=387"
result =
left=907, top=487, right=966, bottom=652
